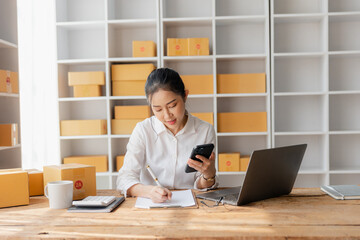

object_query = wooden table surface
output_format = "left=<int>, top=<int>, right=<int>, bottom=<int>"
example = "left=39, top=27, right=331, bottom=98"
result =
left=0, top=188, right=360, bottom=239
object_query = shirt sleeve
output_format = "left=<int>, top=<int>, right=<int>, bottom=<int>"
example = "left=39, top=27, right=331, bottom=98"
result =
left=116, top=123, right=146, bottom=197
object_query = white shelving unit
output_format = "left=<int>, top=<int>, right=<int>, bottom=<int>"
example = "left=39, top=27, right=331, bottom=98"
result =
left=0, top=0, right=21, bottom=169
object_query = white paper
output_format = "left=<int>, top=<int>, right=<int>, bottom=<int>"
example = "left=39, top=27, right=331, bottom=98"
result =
left=135, top=189, right=196, bottom=209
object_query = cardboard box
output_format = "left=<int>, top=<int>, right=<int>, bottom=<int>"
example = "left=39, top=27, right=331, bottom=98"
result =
left=43, top=164, right=96, bottom=200
left=25, top=169, right=44, bottom=196
left=132, top=41, right=156, bottom=57
left=218, top=153, right=240, bottom=172
left=68, top=71, right=105, bottom=86
left=64, top=155, right=108, bottom=172
left=73, top=85, right=101, bottom=97
left=181, top=75, right=213, bottom=94
left=111, top=119, right=142, bottom=135
left=188, top=38, right=209, bottom=56
left=217, top=112, right=267, bottom=133
left=0, top=123, right=18, bottom=146
left=217, top=73, right=266, bottom=94
left=60, top=119, right=107, bottom=136
left=111, top=63, right=155, bottom=81
left=167, top=38, right=188, bottom=56
left=114, top=105, right=151, bottom=119
left=116, top=155, right=125, bottom=172
left=112, top=80, right=146, bottom=96
left=0, top=170, right=29, bottom=208
left=240, top=155, right=251, bottom=172
left=0, top=70, right=19, bottom=94
left=192, top=112, right=214, bottom=125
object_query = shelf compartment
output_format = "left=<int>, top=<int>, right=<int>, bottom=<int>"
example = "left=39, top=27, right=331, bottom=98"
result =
left=329, top=15, right=360, bottom=52
left=217, top=96, right=267, bottom=113
left=56, top=0, right=105, bottom=22
left=217, top=58, right=267, bottom=75
left=218, top=175, right=245, bottom=188
left=274, top=16, right=324, bottom=53
left=111, top=138, right=129, bottom=172
left=330, top=134, right=360, bottom=171
left=216, top=19, right=265, bottom=55
left=0, top=148, right=21, bottom=169
left=96, top=175, right=111, bottom=189
left=274, top=95, right=326, bottom=132
left=329, top=54, right=360, bottom=91
left=216, top=0, right=265, bottom=16
left=164, top=58, right=213, bottom=76
left=162, top=0, right=212, bottom=18
left=273, top=0, right=324, bottom=14
left=57, top=24, right=106, bottom=60
left=0, top=0, right=17, bottom=44
left=59, top=100, right=107, bottom=121
left=187, top=98, right=214, bottom=113
left=108, top=0, right=157, bottom=20
left=110, top=99, right=149, bottom=119
left=60, top=138, right=108, bottom=161
left=294, top=174, right=326, bottom=188
left=108, top=21, right=158, bottom=58
left=274, top=55, right=326, bottom=93
left=330, top=173, right=360, bottom=185
left=0, top=97, right=19, bottom=123
left=329, top=0, right=360, bottom=13
left=275, top=135, right=326, bottom=172
left=0, top=48, right=18, bottom=72
left=218, top=135, right=268, bottom=155
left=329, top=94, right=360, bottom=131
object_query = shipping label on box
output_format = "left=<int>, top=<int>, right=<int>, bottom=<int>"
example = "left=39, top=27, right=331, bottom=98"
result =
left=181, top=74, right=213, bottom=95
left=111, top=119, right=142, bottom=135
left=64, top=155, right=108, bottom=172
left=167, top=38, right=188, bottom=56
left=132, top=41, right=157, bottom=57
left=240, top=156, right=251, bottom=172
left=68, top=71, right=105, bottom=86
left=217, top=112, right=267, bottom=133
left=0, top=170, right=29, bottom=208
left=111, top=63, right=155, bottom=81
left=25, top=169, right=44, bottom=196
left=60, top=119, right=107, bottom=136
left=112, top=80, right=146, bottom=96
left=43, top=163, right=96, bottom=200
left=191, top=112, right=214, bottom=125
left=217, top=73, right=266, bottom=94
left=73, top=85, right=102, bottom=97
left=0, top=123, right=18, bottom=146
left=114, top=105, right=151, bottom=119
left=0, top=70, right=19, bottom=94
left=188, top=38, right=209, bottom=56
left=218, top=153, right=240, bottom=172
left=116, top=155, right=125, bottom=172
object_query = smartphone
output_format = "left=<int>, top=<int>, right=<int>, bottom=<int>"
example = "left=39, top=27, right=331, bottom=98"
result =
left=185, top=143, right=214, bottom=173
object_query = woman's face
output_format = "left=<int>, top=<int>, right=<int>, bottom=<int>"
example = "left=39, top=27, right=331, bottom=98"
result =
left=150, top=89, right=188, bottom=135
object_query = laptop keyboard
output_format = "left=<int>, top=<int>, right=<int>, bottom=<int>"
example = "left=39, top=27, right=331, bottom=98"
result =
left=223, top=193, right=238, bottom=203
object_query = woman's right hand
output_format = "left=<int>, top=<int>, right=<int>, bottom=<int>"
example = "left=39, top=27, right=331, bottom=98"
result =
left=149, top=186, right=172, bottom=203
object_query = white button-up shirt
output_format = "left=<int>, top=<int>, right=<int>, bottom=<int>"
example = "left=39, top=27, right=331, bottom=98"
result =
left=116, top=114, right=217, bottom=196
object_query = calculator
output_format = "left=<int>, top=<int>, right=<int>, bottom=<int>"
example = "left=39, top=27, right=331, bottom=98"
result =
left=72, top=196, right=116, bottom=207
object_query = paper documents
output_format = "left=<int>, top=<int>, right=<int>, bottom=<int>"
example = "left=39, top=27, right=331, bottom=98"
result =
left=135, top=189, right=196, bottom=209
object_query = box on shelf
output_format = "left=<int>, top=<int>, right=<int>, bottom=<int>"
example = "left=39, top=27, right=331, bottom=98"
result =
left=43, top=163, right=96, bottom=200
left=60, top=119, right=107, bottom=136
left=132, top=41, right=156, bottom=57
left=0, top=70, right=19, bottom=94
left=167, top=38, right=188, bottom=56
left=181, top=75, right=213, bottom=95
left=217, top=73, right=266, bottom=94
left=68, top=71, right=105, bottom=86
left=217, top=112, right=267, bottom=132
left=0, top=123, right=18, bottom=146
left=218, top=153, right=241, bottom=172
left=111, top=63, right=155, bottom=81
left=116, top=155, right=125, bottom=172
left=112, top=81, right=146, bottom=96
left=73, top=85, right=101, bottom=98
left=191, top=112, right=214, bottom=125
left=0, top=169, right=29, bottom=208
left=240, top=156, right=251, bottom=172
left=25, top=169, right=44, bottom=196
left=114, top=105, right=151, bottom=119
left=63, top=155, right=108, bottom=172
left=188, top=38, right=209, bottom=56
left=111, top=119, right=142, bottom=135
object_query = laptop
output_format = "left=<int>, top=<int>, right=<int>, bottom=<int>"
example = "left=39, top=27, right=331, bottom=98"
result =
left=197, top=144, right=307, bottom=206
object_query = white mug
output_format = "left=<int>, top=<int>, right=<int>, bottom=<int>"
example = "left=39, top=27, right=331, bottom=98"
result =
left=44, top=180, right=73, bottom=209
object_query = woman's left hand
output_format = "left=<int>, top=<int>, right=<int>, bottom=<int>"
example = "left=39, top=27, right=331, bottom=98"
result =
left=187, top=152, right=216, bottom=179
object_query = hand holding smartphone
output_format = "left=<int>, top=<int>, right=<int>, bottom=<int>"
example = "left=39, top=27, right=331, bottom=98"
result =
left=185, top=143, right=214, bottom=173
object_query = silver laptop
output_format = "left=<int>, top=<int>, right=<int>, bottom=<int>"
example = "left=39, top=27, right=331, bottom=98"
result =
left=197, top=144, right=307, bottom=206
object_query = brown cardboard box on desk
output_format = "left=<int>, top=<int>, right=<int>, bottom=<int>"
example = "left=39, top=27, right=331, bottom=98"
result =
left=60, top=119, right=107, bottom=136
left=188, top=38, right=209, bottom=56
left=68, top=71, right=105, bottom=97
left=181, top=74, right=213, bottom=95
left=25, top=169, right=44, bottom=196
left=63, top=155, right=108, bottom=172
left=43, top=163, right=96, bottom=200
left=0, top=123, right=18, bottom=146
left=217, top=73, right=266, bottom=94
left=217, top=112, right=267, bottom=132
left=167, top=38, right=188, bottom=56
left=218, top=153, right=241, bottom=172
left=0, top=70, right=19, bottom=94
left=0, top=169, right=29, bottom=208
left=132, top=41, right=156, bottom=57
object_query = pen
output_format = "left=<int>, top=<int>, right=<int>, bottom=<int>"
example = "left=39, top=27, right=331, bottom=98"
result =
left=146, top=165, right=162, bottom=187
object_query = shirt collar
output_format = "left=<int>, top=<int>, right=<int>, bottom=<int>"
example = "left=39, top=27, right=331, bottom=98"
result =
left=152, top=113, right=196, bottom=136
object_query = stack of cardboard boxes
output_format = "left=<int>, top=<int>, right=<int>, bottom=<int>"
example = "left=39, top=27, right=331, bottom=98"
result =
left=112, top=105, right=151, bottom=134
left=68, top=71, right=105, bottom=97
left=218, top=153, right=251, bottom=172
left=167, top=38, right=209, bottom=56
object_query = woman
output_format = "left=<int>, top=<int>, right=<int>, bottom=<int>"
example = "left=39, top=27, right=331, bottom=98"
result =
left=117, top=68, right=217, bottom=203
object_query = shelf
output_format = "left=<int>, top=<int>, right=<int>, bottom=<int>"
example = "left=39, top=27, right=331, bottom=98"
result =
left=329, top=131, right=360, bottom=135
left=273, top=92, right=326, bottom=96
left=0, top=145, right=21, bottom=152
left=273, top=0, right=325, bottom=14
left=110, top=135, right=131, bottom=139
left=218, top=172, right=246, bottom=176
left=329, top=0, right=360, bottom=13
left=216, top=93, right=268, bottom=98
left=0, top=93, right=19, bottom=98
left=60, top=135, right=109, bottom=140
left=109, top=57, right=158, bottom=63
left=59, top=97, right=107, bottom=102
left=216, top=0, right=266, bottom=16
left=216, top=54, right=267, bottom=59
left=56, top=0, right=105, bottom=22
left=0, top=39, right=17, bottom=49
left=274, top=131, right=326, bottom=136
left=162, top=0, right=212, bottom=18
left=217, top=132, right=268, bottom=137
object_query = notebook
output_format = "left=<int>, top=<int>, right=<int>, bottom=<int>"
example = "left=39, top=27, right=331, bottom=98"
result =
left=67, top=197, right=125, bottom=212
left=197, top=144, right=307, bottom=206
left=321, top=185, right=360, bottom=200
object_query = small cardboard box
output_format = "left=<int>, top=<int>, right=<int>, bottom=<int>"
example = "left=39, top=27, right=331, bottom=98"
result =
left=218, top=153, right=240, bottom=172
left=192, top=112, right=214, bottom=125
left=111, top=119, right=142, bottom=135
left=217, top=73, right=266, bottom=94
left=60, top=119, right=107, bottom=136
left=132, top=41, right=156, bottom=57
left=64, top=155, right=108, bottom=172
left=111, top=63, right=155, bottom=81
left=43, top=164, right=96, bottom=200
left=181, top=75, right=213, bottom=94
left=217, top=112, right=267, bottom=133
left=0, top=170, right=29, bottom=208
left=116, top=155, right=125, bottom=172
left=25, top=169, right=44, bottom=196
left=167, top=38, right=188, bottom=56
left=114, top=105, right=151, bottom=119
left=0, top=70, right=19, bottom=94
left=73, top=85, right=101, bottom=97
left=0, top=123, right=18, bottom=146
left=112, top=81, right=146, bottom=96
left=240, top=155, right=251, bottom=172
left=188, top=38, right=209, bottom=56
left=68, top=71, right=105, bottom=86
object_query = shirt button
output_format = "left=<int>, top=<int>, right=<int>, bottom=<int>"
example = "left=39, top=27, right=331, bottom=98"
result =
left=173, top=138, right=177, bottom=142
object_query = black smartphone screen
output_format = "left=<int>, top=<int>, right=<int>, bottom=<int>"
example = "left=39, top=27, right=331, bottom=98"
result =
left=185, top=143, right=214, bottom=173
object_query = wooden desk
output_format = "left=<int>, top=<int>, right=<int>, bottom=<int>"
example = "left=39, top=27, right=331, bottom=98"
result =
left=0, top=188, right=360, bottom=239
